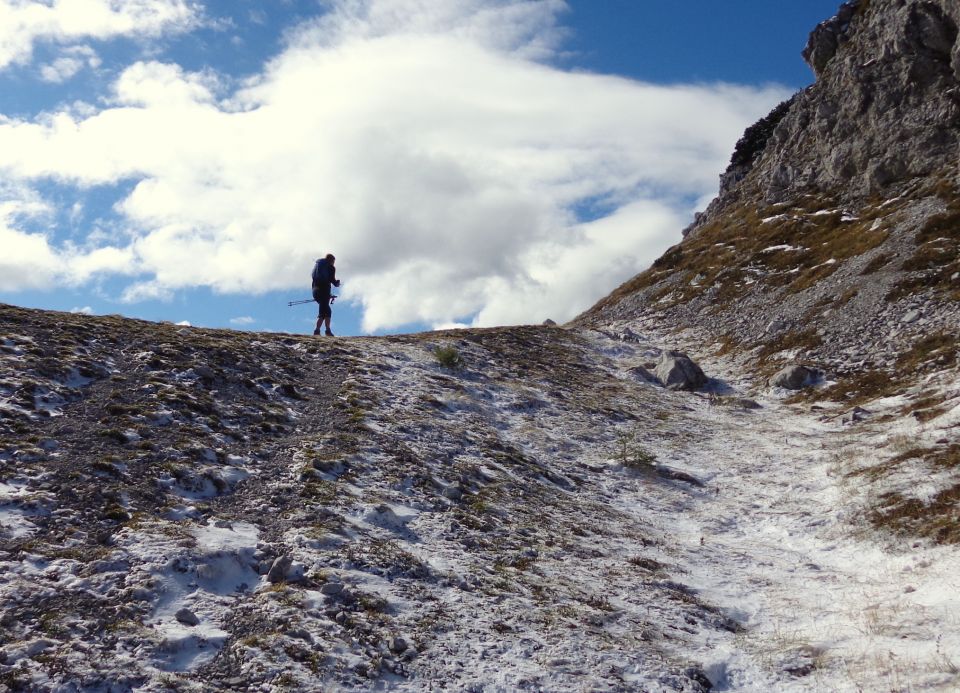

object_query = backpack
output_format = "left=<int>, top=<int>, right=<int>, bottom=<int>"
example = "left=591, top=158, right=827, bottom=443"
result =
left=312, top=259, right=330, bottom=287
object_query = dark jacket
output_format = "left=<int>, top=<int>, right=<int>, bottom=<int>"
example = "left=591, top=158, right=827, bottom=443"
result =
left=312, top=259, right=339, bottom=298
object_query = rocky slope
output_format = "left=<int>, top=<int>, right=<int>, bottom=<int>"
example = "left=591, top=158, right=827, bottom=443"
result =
left=577, top=0, right=959, bottom=404
left=3, top=2, right=960, bottom=691
left=2, top=301, right=959, bottom=692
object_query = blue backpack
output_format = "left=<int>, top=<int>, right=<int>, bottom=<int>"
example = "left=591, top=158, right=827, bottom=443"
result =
left=312, top=258, right=331, bottom=287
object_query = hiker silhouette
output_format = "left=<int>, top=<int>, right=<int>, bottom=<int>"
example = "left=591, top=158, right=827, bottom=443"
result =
left=311, top=253, right=340, bottom=336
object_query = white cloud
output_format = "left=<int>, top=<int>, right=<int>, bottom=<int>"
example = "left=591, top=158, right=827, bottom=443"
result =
left=0, top=0, right=791, bottom=331
left=39, top=45, right=100, bottom=82
left=0, top=183, right=138, bottom=290
left=229, top=315, right=255, bottom=325
left=70, top=305, right=94, bottom=314
left=0, top=0, right=200, bottom=70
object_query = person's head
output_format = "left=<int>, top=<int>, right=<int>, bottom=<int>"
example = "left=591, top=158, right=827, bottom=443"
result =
left=326, top=253, right=336, bottom=265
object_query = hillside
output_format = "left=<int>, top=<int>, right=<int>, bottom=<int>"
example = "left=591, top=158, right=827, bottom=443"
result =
left=575, top=0, right=960, bottom=566
left=1, top=297, right=959, bottom=691
left=3, top=0, right=960, bottom=691
left=577, top=0, right=960, bottom=400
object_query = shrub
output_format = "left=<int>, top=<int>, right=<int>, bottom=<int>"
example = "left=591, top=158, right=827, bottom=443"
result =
left=433, top=345, right=463, bottom=369
left=614, top=428, right=657, bottom=468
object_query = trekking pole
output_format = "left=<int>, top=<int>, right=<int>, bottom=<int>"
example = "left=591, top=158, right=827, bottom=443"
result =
left=287, top=298, right=315, bottom=306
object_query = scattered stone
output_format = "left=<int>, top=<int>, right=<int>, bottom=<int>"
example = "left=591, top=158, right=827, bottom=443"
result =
left=175, top=608, right=199, bottom=626
left=320, top=582, right=344, bottom=596
left=287, top=628, right=313, bottom=642
left=542, top=319, right=557, bottom=326
left=655, top=351, right=708, bottom=391
left=628, top=365, right=660, bottom=384
left=388, top=637, right=409, bottom=655
left=842, top=406, right=871, bottom=424
left=770, top=365, right=820, bottom=390
left=266, top=555, right=293, bottom=583
left=765, top=319, right=788, bottom=334
left=901, top=309, right=921, bottom=324
left=442, top=485, right=463, bottom=501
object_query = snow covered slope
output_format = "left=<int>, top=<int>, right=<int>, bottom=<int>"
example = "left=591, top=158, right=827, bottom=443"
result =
left=1, top=303, right=958, bottom=691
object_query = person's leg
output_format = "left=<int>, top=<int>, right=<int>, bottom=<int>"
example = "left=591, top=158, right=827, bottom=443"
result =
left=314, top=297, right=325, bottom=335
left=321, top=300, right=333, bottom=336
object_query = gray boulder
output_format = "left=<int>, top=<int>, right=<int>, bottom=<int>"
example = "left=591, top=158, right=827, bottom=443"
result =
left=655, top=351, right=708, bottom=391
left=175, top=608, right=199, bottom=626
left=266, top=555, right=293, bottom=583
left=770, top=365, right=821, bottom=390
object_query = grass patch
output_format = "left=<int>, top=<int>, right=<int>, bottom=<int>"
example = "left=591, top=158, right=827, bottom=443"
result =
left=584, top=196, right=892, bottom=318
left=887, top=190, right=960, bottom=302
left=757, top=328, right=823, bottom=362
left=861, top=252, right=894, bottom=275
left=862, top=446, right=960, bottom=543
left=869, top=483, right=960, bottom=544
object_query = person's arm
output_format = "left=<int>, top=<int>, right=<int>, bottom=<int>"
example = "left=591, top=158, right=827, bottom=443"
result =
left=331, top=266, right=340, bottom=287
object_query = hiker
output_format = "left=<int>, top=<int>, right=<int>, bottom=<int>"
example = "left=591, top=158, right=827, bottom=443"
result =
left=311, top=253, right=341, bottom=336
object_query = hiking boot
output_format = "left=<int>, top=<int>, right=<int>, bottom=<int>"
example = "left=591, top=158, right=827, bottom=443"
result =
left=325, top=329, right=334, bottom=337
left=313, top=329, right=322, bottom=336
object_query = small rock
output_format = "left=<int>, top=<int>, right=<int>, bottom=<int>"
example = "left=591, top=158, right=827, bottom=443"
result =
left=388, top=637, right=409, bottom=655
left=442, top=485, right=463, bottom=501
left=175, top=608, right=199, bottom=626
left=842, top=406, right=871, bottom=424
left=765, top=319, right=788, bottom=334
left=194, top=365, right=216, bottom=380
left=266, top=555, right=293, bottom=583
left=320, top=582, right=344, bottom=596
left=901, top=309, right=921, bottom=324
left=770, top=365, right=820, bottom=390
left=542, top=319, right=557, bottom=326
left=287, top=628, right=313, bottom=642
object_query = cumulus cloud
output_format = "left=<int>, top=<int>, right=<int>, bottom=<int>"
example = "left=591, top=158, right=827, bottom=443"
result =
left=229, top=316, right=255, bottom=325
left=39, top=45, right=101, bottom=83
left=70, top=305, right=94, bottom=314
left=0, top=0, right=791, bottom=331
left=0, top=0, right=199, bottom=70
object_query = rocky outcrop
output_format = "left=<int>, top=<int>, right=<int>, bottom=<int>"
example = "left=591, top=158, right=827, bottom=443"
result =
left=694, top=0, right=960, bottom=227
left=578, top=0, right=960, bottom=406
left=801, top=1, right=860, bottom=78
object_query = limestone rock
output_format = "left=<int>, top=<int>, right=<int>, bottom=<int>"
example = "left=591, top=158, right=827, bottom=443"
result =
left=175, top=608, right=199, bottom=626
left=802, top=1, right=860, bottom=78
left=770, top=365, right=821, bottom=390
left=266, top=555, right=293, bottom=583
left=655, top=351, right=708, bottom=391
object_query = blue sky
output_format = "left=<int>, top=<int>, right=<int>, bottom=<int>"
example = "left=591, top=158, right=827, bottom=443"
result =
left=0, top=0, right=842, bottom=337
